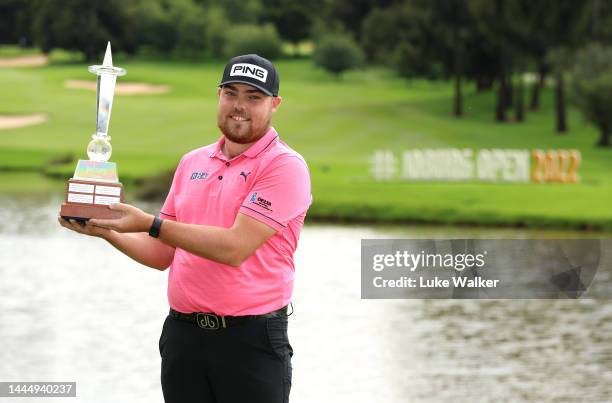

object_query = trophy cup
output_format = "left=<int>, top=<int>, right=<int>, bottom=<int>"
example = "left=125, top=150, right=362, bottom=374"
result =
left=60, top=42, right=127, bottom=222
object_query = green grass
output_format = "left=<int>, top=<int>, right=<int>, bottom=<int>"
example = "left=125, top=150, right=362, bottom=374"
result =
left=0, top=45, right=42, bottom=57
left=0, top=172, right=65, bottom=194
left=0, top=55, right=611, bottom=229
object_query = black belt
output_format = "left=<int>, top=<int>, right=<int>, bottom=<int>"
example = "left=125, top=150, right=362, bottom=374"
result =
left=169, top=306, right=288, bottom=330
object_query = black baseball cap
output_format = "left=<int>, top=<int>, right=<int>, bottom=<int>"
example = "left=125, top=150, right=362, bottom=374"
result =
left=219, top=54, right=279, bottom=96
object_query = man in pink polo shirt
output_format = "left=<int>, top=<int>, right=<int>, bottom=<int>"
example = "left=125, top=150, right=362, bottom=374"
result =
left=59, top=54, right=311, bottom=403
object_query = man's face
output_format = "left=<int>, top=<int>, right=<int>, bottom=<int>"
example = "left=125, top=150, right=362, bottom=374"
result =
left=216, top=83, right=281, bottom=144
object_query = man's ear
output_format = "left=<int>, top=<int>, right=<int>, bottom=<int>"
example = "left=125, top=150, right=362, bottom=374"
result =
left=217, top=86, right=222, bottom=97
left=271, top=96, right=282, bottom=112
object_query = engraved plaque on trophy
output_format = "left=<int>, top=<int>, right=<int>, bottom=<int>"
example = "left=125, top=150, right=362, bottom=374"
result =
left=60, top=42, right=127, bottom=222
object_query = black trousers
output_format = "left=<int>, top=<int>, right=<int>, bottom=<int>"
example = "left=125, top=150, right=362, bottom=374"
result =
left=159, top=313, right=293, bottom=403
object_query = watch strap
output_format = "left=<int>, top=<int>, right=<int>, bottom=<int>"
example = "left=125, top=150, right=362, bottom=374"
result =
left=149, top=215, right=164, bottom=238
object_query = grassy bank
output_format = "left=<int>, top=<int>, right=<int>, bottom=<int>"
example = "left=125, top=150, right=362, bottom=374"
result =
left=1, top=57, right=611, bottom=230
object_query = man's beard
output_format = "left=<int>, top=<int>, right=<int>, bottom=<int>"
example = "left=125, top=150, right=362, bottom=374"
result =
left=217, top=115, right=269, bottom=145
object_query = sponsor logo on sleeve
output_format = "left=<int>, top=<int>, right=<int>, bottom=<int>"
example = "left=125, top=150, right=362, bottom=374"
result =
left=249, top=192, right=273, bottom=211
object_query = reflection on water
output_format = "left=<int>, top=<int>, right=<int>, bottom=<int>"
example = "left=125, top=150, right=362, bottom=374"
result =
left=1, top=196, right=611, bottom=403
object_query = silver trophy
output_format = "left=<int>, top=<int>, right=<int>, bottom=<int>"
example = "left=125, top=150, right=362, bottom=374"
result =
left=60, top=42, right=127, bottom=221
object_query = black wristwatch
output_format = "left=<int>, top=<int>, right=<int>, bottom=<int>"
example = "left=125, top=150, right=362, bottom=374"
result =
left=149, top=215, right=164, bottom=238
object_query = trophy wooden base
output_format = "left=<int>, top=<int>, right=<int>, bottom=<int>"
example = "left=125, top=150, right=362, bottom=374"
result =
left=60, top=202, right=124, bottom=222
left=59, top=178, right=124, bottom=222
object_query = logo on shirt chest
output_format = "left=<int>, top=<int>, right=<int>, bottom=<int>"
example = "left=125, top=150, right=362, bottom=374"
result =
left=240, top=171, right=251, bottom=182
left=249, top=192, right=273, bottom=211
left=190, top=171, right=209, bottom=180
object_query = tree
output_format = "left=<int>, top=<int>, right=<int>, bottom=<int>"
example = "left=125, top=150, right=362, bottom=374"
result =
left=125, top=0, right=213, bottom=58
left=360, top=5, right=402, bottom=64
left=320, top=0, right=396, bottom=41
left=313, top=32, right=364, bottom=78
left=468, top=0, right=591, bottom=126
left=546, top=47, right=572, bottom=133
left=30, top=0, right=133, bottom=61
left=572, top=43, right=612, bottom=147
left=427, top=0, right=475, bottom=117
left=468, top=0, right=523, bottom=122
left=501, top=0, right=553, bottom=112
left=361, top=2, right=435, bottom=77
left=0, top=0, right=32, bottom=45
left=203, top=0, right=263, bottom=24
left=535, top=0, right=591, bottom=132
left=501, top=0, right=554, bottom=122
left=260, top=0, right=321, bottom=50
left=172, top=0, right=208, bottom=57
left=202, top=6, right=229, bottom=58
left=589, top=0, right=612, bottom=44
left=125, top=0, right=177, bottom=55
left=360, top=1, right=494, bottom=117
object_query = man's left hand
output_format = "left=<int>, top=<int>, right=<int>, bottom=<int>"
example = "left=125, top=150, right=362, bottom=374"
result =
left=90, top=203, right=154, bottom=233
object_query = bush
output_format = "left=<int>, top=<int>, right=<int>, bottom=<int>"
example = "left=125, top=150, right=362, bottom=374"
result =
left=313, top=33, right=364, bottom=78
left=572, top=44, right=612, bottom=147
left=223, top=24, right=282, bottom=60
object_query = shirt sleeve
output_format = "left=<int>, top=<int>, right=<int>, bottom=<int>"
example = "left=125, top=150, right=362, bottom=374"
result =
left=239, top=156, right=312, bottom=231
left=160, top=159, right=183, bottom=221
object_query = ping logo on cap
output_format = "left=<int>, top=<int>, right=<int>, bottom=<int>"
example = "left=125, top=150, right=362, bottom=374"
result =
left=230, top=63, right=268, bottom=83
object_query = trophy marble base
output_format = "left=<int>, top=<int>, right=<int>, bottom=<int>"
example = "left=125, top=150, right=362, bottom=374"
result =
left=60, top=178, right=124, bottom=222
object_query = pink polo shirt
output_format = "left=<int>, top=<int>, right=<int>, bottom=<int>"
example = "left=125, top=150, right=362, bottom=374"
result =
left=160, top=127, right=312, bottom=316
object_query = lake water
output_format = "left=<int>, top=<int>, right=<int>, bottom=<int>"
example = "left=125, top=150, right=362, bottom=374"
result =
left=1, top=195, right=612, bottom=402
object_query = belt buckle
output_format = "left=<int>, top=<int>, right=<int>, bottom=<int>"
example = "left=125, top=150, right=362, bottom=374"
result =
left=196, top=313, right=221, bottom=330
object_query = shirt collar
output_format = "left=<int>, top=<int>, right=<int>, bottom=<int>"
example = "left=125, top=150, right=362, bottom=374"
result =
left=209, top=127, right=279, bottom=160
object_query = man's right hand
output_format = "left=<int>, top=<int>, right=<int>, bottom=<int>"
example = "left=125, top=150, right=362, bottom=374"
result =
left=58, top=216, right=115, bottom=240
